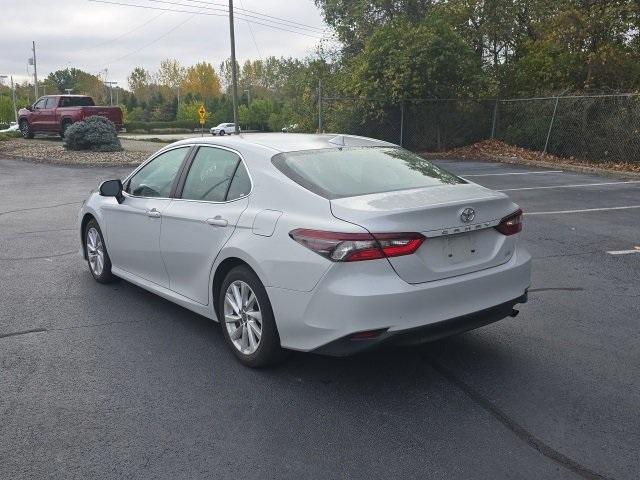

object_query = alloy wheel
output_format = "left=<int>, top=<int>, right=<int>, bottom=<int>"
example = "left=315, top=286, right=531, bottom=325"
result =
left=224, top=280, right=263, bottom=355
left=86, top=227, right=105, bottom=276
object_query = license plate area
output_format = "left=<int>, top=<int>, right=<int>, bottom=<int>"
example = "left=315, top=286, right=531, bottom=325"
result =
left=443, top=232, right=478, bottom=264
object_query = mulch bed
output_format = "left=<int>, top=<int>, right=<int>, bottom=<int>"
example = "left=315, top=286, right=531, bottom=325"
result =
left=0, top=138, right=148, bottom=167
left=419, top=139, right=640, bottom=177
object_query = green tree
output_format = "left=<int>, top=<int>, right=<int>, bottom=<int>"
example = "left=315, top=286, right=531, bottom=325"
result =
left=347, top=17, right=484, bottom=101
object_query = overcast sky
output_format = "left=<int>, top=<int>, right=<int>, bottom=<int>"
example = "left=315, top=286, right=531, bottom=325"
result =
left=1, top=0, right=332, bottom=88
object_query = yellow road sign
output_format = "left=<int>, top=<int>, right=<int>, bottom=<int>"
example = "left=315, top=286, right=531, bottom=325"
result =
left=198, top=105, right=206, bottom=124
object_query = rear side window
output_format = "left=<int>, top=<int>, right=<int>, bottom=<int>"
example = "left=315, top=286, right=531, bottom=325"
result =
left=181, top=147, right=248, bottom=202
left=226, top=162, right=251, bottom=200
left=271, top=147, right=464, bottom=199
left=126, top=147, right=190, bottom=198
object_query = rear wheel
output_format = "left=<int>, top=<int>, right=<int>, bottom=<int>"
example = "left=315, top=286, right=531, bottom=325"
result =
left=85, top=219, right=115, bottom=283
left=19, top=120, right=34, bottom=139
left=219, top=266, right=284, bottom=367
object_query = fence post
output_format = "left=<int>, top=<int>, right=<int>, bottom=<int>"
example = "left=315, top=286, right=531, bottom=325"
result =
left=544, top=95, right=561, bottom=154
left=491, top=98, right=499, bottom=139
left=399, top=102, right=404, bottom=147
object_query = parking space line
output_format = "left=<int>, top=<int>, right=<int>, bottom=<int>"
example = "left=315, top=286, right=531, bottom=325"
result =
left=462, top=170, right=563, bottom=177
left=499, top=181, right=640, bottom=192
left=606, top=247, right=640, bottom=256
left=527, top=205, right=640, bottom=215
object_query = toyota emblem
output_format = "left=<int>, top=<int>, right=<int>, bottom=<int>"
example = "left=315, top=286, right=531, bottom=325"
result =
left=460, top=208, right=476, bottom=223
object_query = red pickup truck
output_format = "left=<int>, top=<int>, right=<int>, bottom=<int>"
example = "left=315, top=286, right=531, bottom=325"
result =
left=18, top=95, right=123, bottom=139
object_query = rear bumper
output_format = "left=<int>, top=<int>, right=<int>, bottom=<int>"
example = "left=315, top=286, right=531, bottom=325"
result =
left=267, top=246, right=531, bottom=353
left=313, top=292, right=527, bottom=356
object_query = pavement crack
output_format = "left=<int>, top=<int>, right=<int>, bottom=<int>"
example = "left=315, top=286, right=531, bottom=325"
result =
left=0, top=328, right=47, bottom=340
left=0, top=251, right=77, bottom=261
left=426, top=357, right=615, bottom=480
left=0, top=227, right=76, bottom=237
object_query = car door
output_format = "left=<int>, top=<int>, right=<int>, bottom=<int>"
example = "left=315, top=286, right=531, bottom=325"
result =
left=42, top=96, right=59, bottom=131
left=30, top=97, right=47, bottom=130
left=102, top=146, right=192, bottom=287
left=160, top=146, right=251, bottom=305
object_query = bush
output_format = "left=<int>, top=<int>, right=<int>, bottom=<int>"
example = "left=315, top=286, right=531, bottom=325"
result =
left=64, top=116, right=122, bottom=152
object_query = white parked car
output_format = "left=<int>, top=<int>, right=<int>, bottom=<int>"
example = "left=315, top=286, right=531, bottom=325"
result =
left=78, top=133, right=531, bottom=367
left=210, top=123, right=240, bottom=136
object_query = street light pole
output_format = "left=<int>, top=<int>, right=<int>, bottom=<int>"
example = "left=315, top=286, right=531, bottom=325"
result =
left=32, top=41, right=38, bottom=99
left=104, top=81, right=118, bottom=106
left=228, top=0, right=239, bottom=135
left=11, top=76, right=17, bottom=123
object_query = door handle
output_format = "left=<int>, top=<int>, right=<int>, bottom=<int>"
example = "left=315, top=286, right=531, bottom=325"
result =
left=205, top=216, right=228, bottom=227
left=146, top=208, right=161, bottom=218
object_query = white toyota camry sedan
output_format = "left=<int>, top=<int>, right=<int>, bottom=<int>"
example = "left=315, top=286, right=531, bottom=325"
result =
left=79, top=133, right=531, bottom=367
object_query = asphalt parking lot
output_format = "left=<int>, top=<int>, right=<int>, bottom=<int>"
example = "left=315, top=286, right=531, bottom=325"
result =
left=1, top=155, right=638, bottom=480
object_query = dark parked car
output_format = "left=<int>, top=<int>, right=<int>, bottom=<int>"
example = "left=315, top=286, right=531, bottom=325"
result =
left=18, top=95, right=123, bottom=139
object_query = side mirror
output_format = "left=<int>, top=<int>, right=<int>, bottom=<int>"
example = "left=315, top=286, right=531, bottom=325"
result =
left=26, top=105, right=33, bottom=111
left=99, top=179, right=124, bottom=204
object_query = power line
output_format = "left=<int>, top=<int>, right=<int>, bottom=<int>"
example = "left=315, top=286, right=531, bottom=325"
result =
left=238, top=0, right=262, bottom=59
left=145, top=0, right=323, bottom=34
left=88, top=0, right=325, bottom=38
left=177, top=0, right=325, bottom=32
left=74, top=11, right=165, bottom=53
left=86, top=12, right=197, bottom=68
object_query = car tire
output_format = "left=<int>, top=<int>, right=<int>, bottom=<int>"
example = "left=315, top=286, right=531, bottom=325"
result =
left=60, top=120, right=72, bottom=139
left=218, top=265, right=285, bottom=368
left=219, top=130, right=225, bottom=136
left=84, top=219, right=116, bottom=284
left=19, top=120, right=34, bottom=139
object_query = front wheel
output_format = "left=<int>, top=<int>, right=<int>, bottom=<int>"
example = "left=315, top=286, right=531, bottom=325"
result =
left=219, top=130, right=226, bottom=136
left=85, top=219, right=115, bottom=283
left=19, top=120, right=34, bottom=139
left=219, top=266, right=284, bottom=367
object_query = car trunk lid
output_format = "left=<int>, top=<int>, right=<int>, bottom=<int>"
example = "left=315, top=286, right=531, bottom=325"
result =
left=330, top=183, right=520, bottom=283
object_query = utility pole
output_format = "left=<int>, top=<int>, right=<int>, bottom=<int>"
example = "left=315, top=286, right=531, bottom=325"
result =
left=228, top=0, right=239, bottom=134
left=32, top=41, right=38, bottom=99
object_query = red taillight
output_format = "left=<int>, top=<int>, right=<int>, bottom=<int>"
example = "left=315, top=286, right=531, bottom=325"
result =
left=495, top=209, right=523, bottom=236
left=289, top=229, right=425, bottom=262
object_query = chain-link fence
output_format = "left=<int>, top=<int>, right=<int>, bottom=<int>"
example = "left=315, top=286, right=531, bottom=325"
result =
left=320, top=93, right=640, bottom=164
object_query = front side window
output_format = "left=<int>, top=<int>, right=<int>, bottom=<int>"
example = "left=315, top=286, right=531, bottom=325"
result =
left=33, top=98, right=46, bottom=109
left=181, top=147, right=246, bottom=202
left=126, top=147, right=190, bottom=198
left=272, top=147, right=464, bottom=199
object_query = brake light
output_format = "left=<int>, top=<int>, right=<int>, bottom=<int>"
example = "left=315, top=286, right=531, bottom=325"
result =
left=289, top=229, right=425, bottom=262
left=495, top=209, right=523, bottom=235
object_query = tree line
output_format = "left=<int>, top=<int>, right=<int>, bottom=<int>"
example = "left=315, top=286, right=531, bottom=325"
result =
left=2, top=0, right=640, bottom=130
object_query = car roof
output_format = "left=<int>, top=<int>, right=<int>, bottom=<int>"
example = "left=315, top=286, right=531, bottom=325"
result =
left=170, top=132, right=396, bottom=154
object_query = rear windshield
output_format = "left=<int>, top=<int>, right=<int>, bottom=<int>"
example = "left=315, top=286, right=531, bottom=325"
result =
left=59, top=96, right=95, bottom=107
left=271, top=147, right=464, bottom=199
